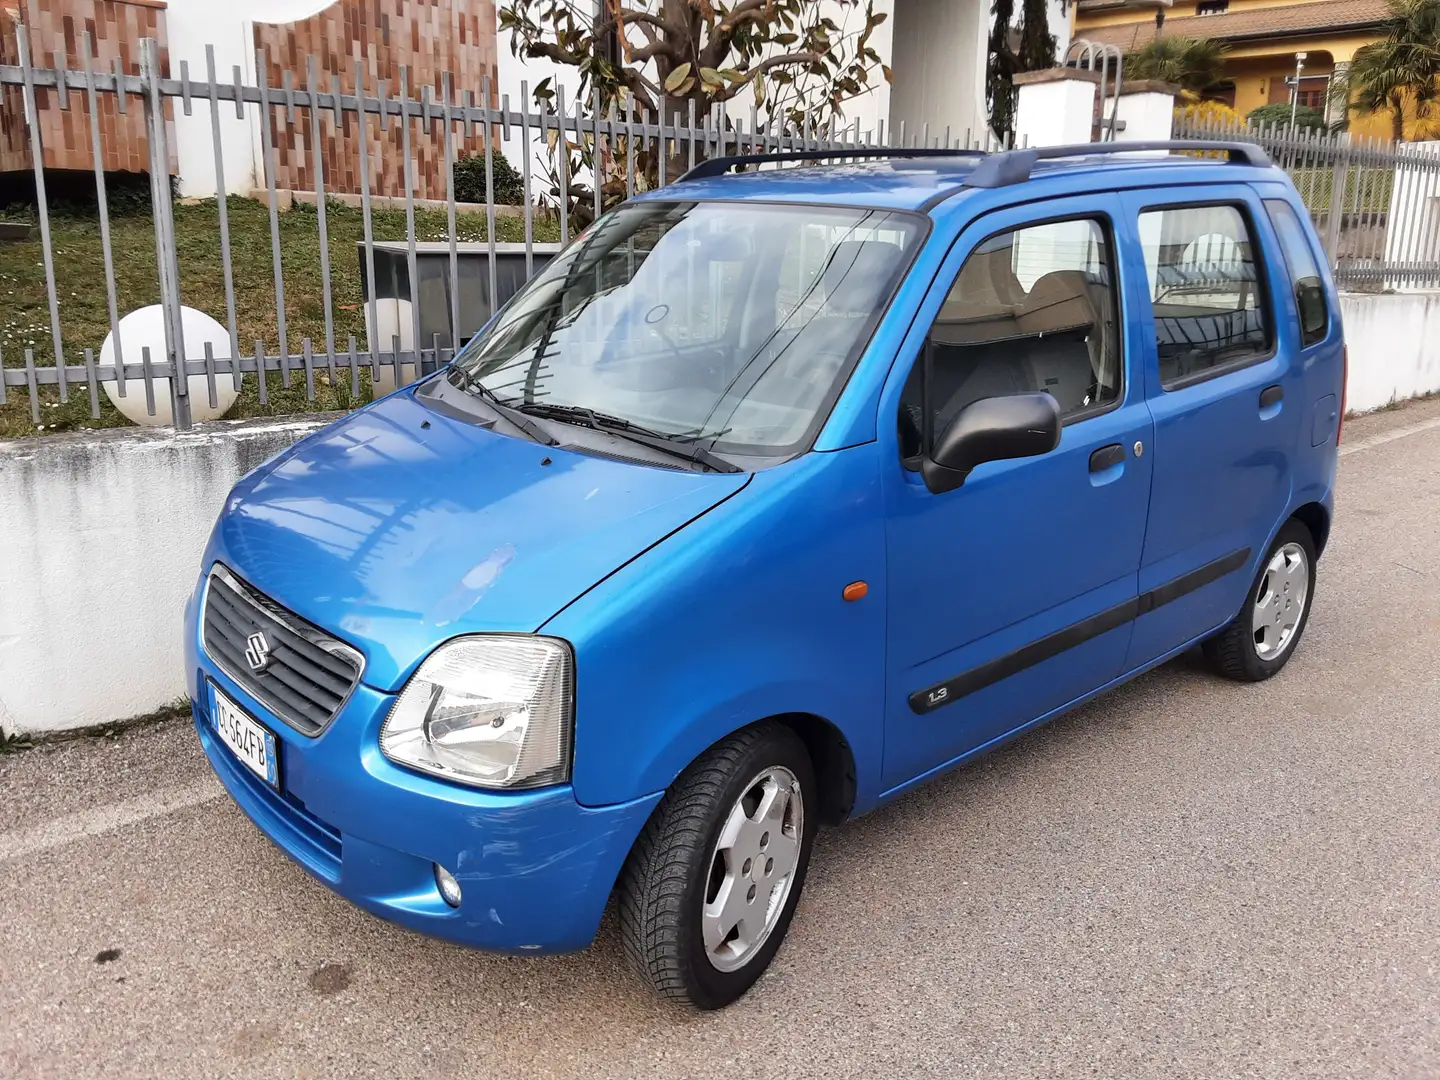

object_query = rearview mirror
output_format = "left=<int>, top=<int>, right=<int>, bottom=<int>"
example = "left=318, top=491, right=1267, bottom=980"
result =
left=921, top=392, right=1062, bottom=494
left=693, top=231, right=753, bottom=263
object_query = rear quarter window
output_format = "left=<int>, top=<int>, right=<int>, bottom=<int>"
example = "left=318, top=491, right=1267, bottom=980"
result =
left=1263, top=199, right=1330, bottom=348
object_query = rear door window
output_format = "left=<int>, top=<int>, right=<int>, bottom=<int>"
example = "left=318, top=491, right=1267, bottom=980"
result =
left=1137, top=204, right=1273, bottom=388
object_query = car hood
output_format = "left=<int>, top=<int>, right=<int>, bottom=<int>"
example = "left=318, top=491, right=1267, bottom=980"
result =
left=211, top=387, right=750, bottom=691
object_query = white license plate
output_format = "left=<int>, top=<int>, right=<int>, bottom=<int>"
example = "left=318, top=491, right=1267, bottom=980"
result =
left=211, top=684, right=279, bottom=789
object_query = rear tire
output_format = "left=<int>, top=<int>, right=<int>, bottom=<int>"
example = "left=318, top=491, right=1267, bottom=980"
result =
left=618, top=723, right=817, bottom=1010
left=1204, top=519, right=1317, bottom=682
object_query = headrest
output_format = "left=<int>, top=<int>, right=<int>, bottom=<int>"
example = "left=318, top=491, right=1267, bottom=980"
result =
left=941, top=238, right=1025, bottom=320
left=1016, top=270, right=1101, bottom=335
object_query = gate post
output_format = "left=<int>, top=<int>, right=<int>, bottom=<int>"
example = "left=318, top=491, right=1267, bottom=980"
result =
left=1113, top=80, right=1180, bottom=144
left=1013, top=69, right=1100, bottom=148
left=140, top=37, right=192, bottom=430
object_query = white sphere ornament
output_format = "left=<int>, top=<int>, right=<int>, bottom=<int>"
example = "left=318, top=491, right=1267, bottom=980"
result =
left=100, top=305, right=240, bottom=427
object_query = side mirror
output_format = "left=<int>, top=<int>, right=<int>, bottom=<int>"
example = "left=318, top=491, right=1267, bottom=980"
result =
left=921, top=392, right=1062, bottom=494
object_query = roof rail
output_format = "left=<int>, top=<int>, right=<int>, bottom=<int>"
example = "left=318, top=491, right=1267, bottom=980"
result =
left=966, top=140, right=1271, bottom=187
left=675, top=140, right=1271, bottom=187
left=677, top=147, right=986, bottom=183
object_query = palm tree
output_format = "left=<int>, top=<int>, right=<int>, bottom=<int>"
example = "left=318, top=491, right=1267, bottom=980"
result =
left=1332, top=0, right=1440, bottom=142
left=1123, top=36, right=1229, bottom=96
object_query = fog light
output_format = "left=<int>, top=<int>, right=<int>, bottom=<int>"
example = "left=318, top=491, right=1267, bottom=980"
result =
left=434, top=863, right=462, bottom=908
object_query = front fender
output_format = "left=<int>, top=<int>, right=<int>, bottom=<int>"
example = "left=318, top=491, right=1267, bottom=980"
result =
left=543, top=445, right=888, bottom=811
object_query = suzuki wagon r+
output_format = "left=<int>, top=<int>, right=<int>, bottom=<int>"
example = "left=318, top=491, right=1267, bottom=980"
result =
left=185, top=140, right=1345, bottom=1009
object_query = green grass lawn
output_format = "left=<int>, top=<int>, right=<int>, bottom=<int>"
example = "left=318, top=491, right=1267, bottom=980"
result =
left=0, top=196, right=561, bottom=439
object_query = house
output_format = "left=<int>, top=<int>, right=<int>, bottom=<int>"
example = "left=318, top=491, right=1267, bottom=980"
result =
left=1070, top=0, right=1398, bottom=137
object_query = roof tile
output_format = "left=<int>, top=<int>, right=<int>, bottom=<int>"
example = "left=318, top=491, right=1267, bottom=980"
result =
left=1077, top=0, right=1390, bottom=48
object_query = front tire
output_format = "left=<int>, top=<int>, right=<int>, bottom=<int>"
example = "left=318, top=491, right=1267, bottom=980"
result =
left=1204, top=519, right=1317, bottom=682
left=619, top=723, right=818, bottom=1009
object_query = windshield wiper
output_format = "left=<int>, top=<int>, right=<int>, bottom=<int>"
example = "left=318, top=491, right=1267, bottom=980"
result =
left=452, top=370, right=558, bottom=447
left=513, top=402, right=744, bottom=474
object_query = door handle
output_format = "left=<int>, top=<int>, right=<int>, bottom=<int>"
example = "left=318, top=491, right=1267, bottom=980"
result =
left=1259, top=385, right=1284, bottom=409
left=1089, top=443, right=1125, bottom=473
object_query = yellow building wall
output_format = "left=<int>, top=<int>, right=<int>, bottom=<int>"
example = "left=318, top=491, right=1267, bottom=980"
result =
left=1068, top=10, right=1410, bottom=138
left=1220, top=34, right=1369, bottom=63
left=1228, top=58, right=1308, bottom=117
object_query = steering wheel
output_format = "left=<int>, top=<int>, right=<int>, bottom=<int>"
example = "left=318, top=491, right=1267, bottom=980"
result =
left=599, top=302, right=688, bottom=369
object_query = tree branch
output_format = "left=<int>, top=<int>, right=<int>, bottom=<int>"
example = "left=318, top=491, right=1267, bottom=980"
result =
left=616, top=66, right=661, bottom=111
left=721, top=51, right=821, bottom=92
left=716, top=0, right=768, bottom=32
left=698, top=0, right=772, bottom=70
left=523, top=40, right=587, bottom=66
left=718, top=7, right=770, bottom=34
left=628, top=40, right=678, bottom=62
left=618, top=9, right=683, bottom=36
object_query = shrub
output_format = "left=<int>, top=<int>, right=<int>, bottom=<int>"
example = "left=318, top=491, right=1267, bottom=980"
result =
left=1175, top=99, right=1245, bottom=131
left=452, top=149, right=526, bottom=206
left=1247, top=102, right=1329, bottom=131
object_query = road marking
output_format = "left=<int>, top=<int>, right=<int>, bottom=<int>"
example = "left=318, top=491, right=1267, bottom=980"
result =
left=1340, top=414, right=1440, bottom=457
left=0, top=778, right=224, bottom=863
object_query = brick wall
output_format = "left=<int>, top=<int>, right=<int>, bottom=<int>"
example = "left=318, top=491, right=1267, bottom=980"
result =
left=2, top=0, right=496, bottom=197
left=0, top=0, right=173, bottom=176
left=253, top=0, right=498, bottom=200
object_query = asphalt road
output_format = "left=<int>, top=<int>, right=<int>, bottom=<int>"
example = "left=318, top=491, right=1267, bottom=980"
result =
left=4, top=400, right=1440, bottom=1080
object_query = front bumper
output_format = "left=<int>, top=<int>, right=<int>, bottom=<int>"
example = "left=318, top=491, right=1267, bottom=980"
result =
left=185, top=600, right=660, bottom=954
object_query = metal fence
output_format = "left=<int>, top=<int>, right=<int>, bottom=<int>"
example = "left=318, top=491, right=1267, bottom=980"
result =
left=1173, top=114, right=1440, bottom=292
left=0, top=28, right=1007, bottom=433
left=6, top=25, right=1440, bottom=434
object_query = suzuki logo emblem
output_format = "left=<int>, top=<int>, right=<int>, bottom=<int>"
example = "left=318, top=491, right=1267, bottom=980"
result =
left=244, top=632, right=272, bottom=673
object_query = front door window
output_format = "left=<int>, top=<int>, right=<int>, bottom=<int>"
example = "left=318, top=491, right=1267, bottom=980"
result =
left=898, top=216, right=1122, bottom=463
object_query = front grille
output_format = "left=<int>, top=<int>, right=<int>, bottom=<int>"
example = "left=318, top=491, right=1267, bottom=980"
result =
left=202, top=565, right=363, bottom=736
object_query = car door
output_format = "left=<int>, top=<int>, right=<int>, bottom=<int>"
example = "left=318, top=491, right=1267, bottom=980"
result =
left=879, top=194, right=1154, bottom=792
left=1119, top=186, right=1304, bottom=671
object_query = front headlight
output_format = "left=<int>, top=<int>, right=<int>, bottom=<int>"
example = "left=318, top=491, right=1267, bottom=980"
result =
left=379, top=636, right=573, bottom=790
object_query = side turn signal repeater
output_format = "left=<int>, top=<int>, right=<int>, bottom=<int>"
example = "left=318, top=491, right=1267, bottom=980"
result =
left=842, top=581, right=868, bottom=602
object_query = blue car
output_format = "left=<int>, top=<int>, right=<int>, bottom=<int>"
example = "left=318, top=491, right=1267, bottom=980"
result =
left=185, top=141, right=1345, bottom=1009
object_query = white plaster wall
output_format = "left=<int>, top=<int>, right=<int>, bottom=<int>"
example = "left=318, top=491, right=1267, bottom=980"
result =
left=1015, top=78, right=1097, bottom=147
left=1382, top=142, right=1440, bottom=291
left=883, top=0, right=988, bottom=146
left=0, top=418, right=331, bottom=735
left=1048, top=0, right=1072, bottom=58
left=1339, top=291, right=1440, bottom=413
left=818, top=0, right=894, bottom=141
left=1114, top=90, right=1175, bottom=143
left=164, top=1, right=337, bottom=198
left=494, top=33, right=588, bottom=205
left=164, top=4, right=260, bottom=198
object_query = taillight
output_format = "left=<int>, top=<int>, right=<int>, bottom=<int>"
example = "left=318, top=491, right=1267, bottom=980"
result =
left=1337, top=343, right=1348, bottom=444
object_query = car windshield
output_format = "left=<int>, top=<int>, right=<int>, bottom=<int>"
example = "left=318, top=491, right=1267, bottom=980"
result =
left=449, top=200, right=921, bottom=459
